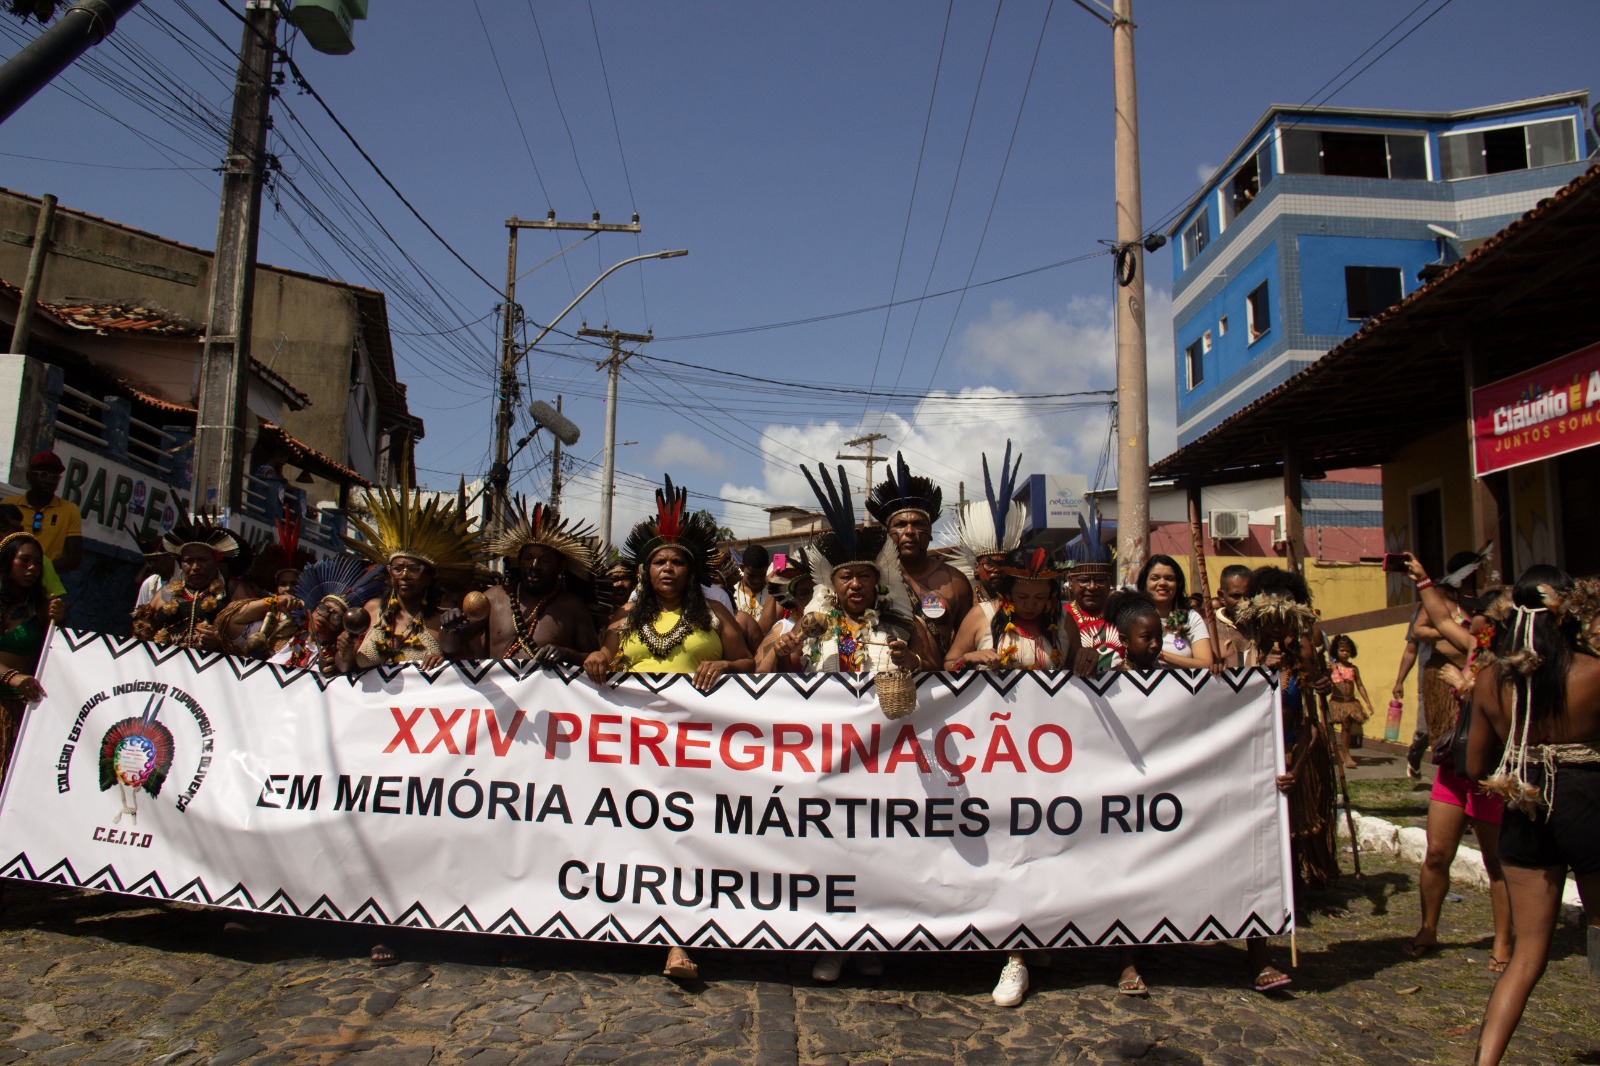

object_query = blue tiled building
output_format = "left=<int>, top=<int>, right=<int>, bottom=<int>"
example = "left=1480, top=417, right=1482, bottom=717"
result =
left=1166, top=92, right=1594, bottom=449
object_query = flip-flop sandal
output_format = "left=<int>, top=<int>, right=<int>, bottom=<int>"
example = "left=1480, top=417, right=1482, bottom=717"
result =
left=1402, top=938, right=1434, bottom=959
left=369, top=943, right=400, bottom=968
left=1118, top=975, right=1149, bottom=996
left=1486, top=957, right=1508, bottom=974
left=663, top=947, right=698, bottom=980
left=1253, top=967, right=1292, bottom=993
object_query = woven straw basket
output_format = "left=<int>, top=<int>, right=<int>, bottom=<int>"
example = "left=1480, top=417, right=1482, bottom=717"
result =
left=876, top=668, right=918, bottom=719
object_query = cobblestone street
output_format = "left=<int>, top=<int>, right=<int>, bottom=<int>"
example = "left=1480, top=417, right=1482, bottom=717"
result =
left=0, top=847, right=1593, bottom=1066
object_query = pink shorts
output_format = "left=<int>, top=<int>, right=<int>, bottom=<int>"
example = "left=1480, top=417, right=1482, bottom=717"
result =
left=1430, top=764, right=1503, bottom=824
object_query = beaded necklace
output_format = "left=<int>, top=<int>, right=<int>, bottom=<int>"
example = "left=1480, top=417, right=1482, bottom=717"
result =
left=1162, top=607, right=1194, bottom=652
left=507, top=584, right=561, bottom=658
left=631, top=610, right=697, bottom=659
left=994, top=597, right=1060, bottom=669
left=152, top=576, right=227, bottom=647
left=372, top=596, right=432, bottom=660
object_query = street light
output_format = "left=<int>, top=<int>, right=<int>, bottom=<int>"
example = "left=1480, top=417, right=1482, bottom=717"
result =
left=489, top=249, right=687, bottom=530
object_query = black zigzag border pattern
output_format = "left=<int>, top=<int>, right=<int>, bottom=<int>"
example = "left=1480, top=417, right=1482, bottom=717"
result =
left=0, top=852, right=1291, bottom=948
left=52, top=629, right=1277, bottom=699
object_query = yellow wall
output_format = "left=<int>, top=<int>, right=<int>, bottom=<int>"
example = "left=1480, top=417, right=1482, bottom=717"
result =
left=1166, top=555, right=1387, bottom=619
left=1381, top=422, right=1478, bottom=606
left=1172, top=554, right=1402, bottom=738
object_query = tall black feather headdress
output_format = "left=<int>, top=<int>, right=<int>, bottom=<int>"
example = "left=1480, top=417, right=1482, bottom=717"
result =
left=798, top=463, right=913, bottom=626
left=866, top=452, right=943, bottom=526
left=956, top=440, right=1028, bottom=578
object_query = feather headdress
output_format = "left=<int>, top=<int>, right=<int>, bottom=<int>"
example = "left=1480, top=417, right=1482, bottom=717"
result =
left=292, top=554, right=386, bottom=620
left=1441, top=541, right=1493, bottom=589
left=956, top=441, right=1028, bottom=578
left=160, top=501, right=247, bottom=562
left=995, top=543, right=1070, bottom=583
left=1232, top=591, right=1320, bottom=647
left=250, top=513, right=316, bottom=588
left=491, top=500, right=601, bottom=581
left=799, top=463, right=915, bottom=629
left=866, top=452, right=943, bottom=526
left=344, top=483, right=482, bottom=587
left=620, top=476, right=718, bottom=577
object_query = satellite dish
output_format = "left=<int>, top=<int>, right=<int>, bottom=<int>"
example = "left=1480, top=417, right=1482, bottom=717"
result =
left=1426, top=223, right=1460, bottom=240
left=529, top=400, right=580, bottom=446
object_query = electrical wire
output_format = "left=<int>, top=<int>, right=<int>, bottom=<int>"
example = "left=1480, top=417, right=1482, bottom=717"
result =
left=858, top=0, right=954, bottom=426
left=871, top=0, right=1006, bottom=426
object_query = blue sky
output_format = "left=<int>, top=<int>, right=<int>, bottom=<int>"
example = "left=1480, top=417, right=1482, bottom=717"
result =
left=2, top=0, right=1596, bottom=537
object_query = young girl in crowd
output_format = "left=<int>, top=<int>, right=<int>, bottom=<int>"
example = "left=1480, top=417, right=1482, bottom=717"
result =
left=1107, top=591, right=1164, bottom=672
left=1327, top=635, right=1376, bottom=769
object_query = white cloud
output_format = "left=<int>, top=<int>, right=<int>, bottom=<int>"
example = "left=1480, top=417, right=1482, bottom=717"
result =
left=959, top=285, right=1176, bottom=463
left=562, top=287, right=1184, bottom=541
left=648, top=431, right=729, bottom=476
left=1196, top=161, right=1217, bottom=185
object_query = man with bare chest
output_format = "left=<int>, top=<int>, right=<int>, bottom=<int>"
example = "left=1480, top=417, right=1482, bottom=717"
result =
left=868, top=454, right=972, bottom=658
left=483, top=504, right=603, bottom=664
left=485, top=543, right=600, bottom=663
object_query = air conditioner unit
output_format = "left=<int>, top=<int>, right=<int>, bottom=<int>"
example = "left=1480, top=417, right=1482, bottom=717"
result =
left=1209, top=509, right=1250, bottom=540
left=1272, top=513, right=1288, bottom=544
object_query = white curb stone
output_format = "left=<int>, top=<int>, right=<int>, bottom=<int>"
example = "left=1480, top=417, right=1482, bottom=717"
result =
left=1339, top=808, right=1584, bottom=920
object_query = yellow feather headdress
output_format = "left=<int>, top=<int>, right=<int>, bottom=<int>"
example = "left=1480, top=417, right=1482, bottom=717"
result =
left=344, top=484, right=482, bottom=587
left=489, top=499, right=600, bottom=581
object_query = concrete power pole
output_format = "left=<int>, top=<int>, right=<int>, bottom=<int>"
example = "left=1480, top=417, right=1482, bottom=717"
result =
left=837, top=433, right=888, bottom=512
left=1112, top=0, right=1151, bottom=586
left=491, top=213, right=640, bottom=531
left=548, top=395, right=564, bottom=510
left=582, top=326, right=652, bottom=547
left=193, top=0, right=277, bottom=510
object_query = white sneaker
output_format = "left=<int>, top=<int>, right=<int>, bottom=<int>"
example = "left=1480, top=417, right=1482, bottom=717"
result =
left=811, top=953, right=844, bottom=982
left=992, top=955, right=1029, bottom=1007
left=854, top=953, right=884, bottom=977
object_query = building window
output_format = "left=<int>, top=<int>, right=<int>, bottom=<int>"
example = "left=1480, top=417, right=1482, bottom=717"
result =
left=1222, top=143, right=1275, bottom=226
left=1218, top=314, right=1229, bottom=336
left=1344, top=266, right=1404, bottom=320
left=1185, top=339, right=1204, bottom=390
left=1439, top=117, right=1578, bottom=180
left=1247, top=281, right=1271, bottom=342
left=1281, top=127, right=1427, bottom=180
left=1182, top=209, right=1210, bottom=266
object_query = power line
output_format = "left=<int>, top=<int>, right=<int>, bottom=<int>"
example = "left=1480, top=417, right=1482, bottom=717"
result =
left=872, top=0, right=1006, bottom=427
left=859, top=0, right=954, bottom=426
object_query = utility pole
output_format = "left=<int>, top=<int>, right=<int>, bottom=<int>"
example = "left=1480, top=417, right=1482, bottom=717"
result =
left=0, top=0, right=143, bottom=125
left=837, top=433, right=888, bottom=512
left=548, top=395, right=564, bottom=510
left=491, top=212, right=641, bottom=532
left=582, top=326, right=653, bottom=547
left=8, top=194, right=54, bottom=354
left=193, top=0, right=276, bottom=511
left=1111, top=0, right=1151, bottom=586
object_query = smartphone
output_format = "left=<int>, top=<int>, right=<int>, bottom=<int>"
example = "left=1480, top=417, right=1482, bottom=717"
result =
left=1382, top=553, right=1407, bottom=573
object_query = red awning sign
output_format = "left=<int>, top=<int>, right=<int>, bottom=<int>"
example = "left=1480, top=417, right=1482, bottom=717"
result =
left=1472, top=340, right=1600, bottom=476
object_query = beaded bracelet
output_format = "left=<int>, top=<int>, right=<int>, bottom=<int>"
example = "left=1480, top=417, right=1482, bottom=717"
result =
left=1415, top=578, right=1434, bottom=590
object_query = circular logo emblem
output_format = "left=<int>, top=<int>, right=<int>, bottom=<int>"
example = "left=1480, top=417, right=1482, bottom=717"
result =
left=920, top=593, right=947, bottom=620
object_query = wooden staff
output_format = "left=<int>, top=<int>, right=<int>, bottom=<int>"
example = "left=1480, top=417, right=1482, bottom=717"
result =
left=1319, top=688, right=1362, bottom=877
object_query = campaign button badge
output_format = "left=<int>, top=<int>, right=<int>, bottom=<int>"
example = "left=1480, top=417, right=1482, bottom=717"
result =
left=920, top=594, right=947, bottom=620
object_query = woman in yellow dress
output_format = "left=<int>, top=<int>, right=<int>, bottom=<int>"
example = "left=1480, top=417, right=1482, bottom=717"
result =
left=582, top=478, right=754, bottom=980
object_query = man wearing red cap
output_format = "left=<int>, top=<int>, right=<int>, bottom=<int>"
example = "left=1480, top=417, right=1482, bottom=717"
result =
left=2, top=451, right=82, bottom=572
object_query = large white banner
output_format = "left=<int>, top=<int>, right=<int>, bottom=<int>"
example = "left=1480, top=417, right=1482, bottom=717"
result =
left=0, top=630, right=1293, bottom=951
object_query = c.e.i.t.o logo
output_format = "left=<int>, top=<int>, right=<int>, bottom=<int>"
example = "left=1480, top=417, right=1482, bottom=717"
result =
left=99, top=694, right=175, bottom=825
left=58, top=681, right=217, bottom=825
